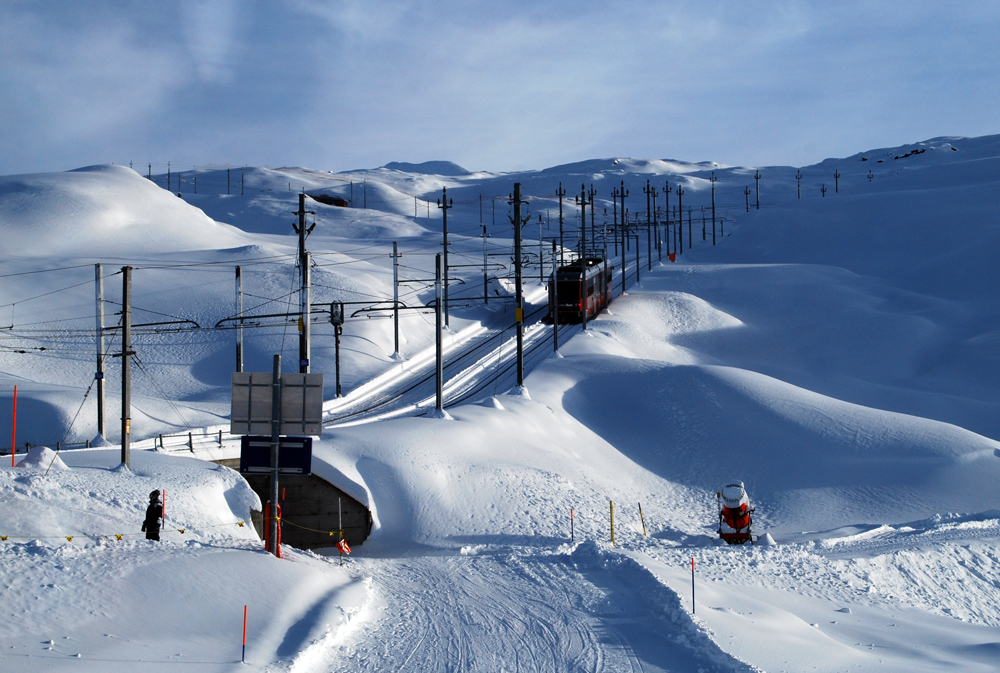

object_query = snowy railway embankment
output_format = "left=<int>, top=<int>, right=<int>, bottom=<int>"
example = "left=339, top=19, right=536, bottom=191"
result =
left=2, top=135, right=1000, bottom=671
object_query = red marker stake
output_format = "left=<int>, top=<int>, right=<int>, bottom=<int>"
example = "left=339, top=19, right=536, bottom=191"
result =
left=691, top=558, right=695, bottom=615
left=570, top=508, right=574, bottom=541
left=11, top=385, right=17, bottom=467
left=242, top=605, right=247, bottom=663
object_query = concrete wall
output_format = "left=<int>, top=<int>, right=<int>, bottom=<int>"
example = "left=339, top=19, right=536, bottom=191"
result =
left=214, top=459, right=372, bottom=550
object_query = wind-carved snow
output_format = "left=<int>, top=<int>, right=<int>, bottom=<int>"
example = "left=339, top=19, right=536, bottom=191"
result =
left=1, top=134, right=1000, bottom=671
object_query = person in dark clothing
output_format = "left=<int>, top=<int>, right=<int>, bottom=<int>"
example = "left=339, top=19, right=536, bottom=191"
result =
left=142, top=490, right=163, bottom=541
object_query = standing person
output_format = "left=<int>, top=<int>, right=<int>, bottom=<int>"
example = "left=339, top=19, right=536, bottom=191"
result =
left=142, top=490, right=163, bottom=541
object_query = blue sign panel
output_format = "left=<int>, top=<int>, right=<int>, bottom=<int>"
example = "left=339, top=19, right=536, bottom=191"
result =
left=239, top=436, right=313, bottom=475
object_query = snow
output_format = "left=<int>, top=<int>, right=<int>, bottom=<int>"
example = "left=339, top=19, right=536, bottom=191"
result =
left=1, top=134, right=999, bottom=670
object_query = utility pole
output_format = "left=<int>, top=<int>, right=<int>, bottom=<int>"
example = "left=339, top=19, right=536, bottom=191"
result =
left=392, top=243, right=400, bottom=356
left=664, top=182, right=672, bottom=256
left=754, top=170, right=761, bottom=209
left=676, top=185, right=685, bottom=253
left=481, top=225, right=489, bottom=305
left=652, top=186, right=660, bottom=262
left=588, top=184, right=597, bottom=253
left=745, top=186, right=751, bottom=212
left=644, top=180, right=653, bottom=271
left=703, top=206, right=709, bottom=245
left=268, top=354, right=281, bottom=556
left=575, top=185, right=589, bottom=331
left=479, top=195, right=489, bottom=305
left=551, top=239, right=559, bottom=353
left=689, top=207, right=693, bottom=248
left=710, top=172, right=717, bottom=246
left=363, top=179, right=367, bottom=209
left=435, top=254, right=443, bottom=411
left=94, top=264, right=105, bottom=438
left=509, top=183, right=529, bottom=385
left=868, top=170, right=874, bottom=183
left=671, top=206, right=677, bottom=255
left=634, top=213, right=641, bottom=284
left=167, top=162, right=171, bottom=192
left=834, top=170, right=841, bottom=193
left=332, top=303, right=343, bottom=397
left=556, top=182, right=566, bottom=267
left=822, top=184, right=827, bottom=197
left=228, top=167, right=231, bottom=195
left=293, top=193, right=315, bottom=373
left=119, top=266, right=133, bottom=469
left=611, top=185, right=619, bottom=257
left=796, top=170, right=802, bottom=199
left=437, top=187, right=453, bottom=327
left=576, top=184, right=589, bottom=262
left=236, top=266, right=243, bottom=372
left=241, top=167, right=244, bottom=196
left=617, top=181, right=629, bottom=293
left=538, top=215, right=544, bottom=284
left=300, top=252, right=311, bottom=372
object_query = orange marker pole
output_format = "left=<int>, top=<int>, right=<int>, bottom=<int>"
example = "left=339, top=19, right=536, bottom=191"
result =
left=570, top=508, right=574, bottom=541
left=11, top=385, right=16, bottom=467
left=691, top=558, right=695, bottom=614
left=242, top=605, right=247, bottom=663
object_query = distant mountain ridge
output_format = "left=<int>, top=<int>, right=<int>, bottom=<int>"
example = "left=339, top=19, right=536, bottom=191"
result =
left=381, top=160, right=470, bottom=176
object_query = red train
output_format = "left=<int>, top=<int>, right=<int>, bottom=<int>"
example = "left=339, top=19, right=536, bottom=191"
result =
left=548, top=257, right=613, bottom=323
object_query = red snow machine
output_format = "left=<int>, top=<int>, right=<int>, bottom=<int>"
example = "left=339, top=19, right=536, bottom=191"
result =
left=717, top=481, right=754, bottom=545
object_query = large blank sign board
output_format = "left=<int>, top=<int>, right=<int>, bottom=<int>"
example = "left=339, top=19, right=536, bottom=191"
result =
left=230, top=372, right=324, bottom=436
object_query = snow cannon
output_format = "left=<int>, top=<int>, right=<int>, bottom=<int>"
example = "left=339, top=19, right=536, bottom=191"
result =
left=717, top=481, right=754, bottom=545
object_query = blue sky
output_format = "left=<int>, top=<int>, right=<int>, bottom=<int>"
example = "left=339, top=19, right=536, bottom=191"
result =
left=2, top=1, right=998, bottom=175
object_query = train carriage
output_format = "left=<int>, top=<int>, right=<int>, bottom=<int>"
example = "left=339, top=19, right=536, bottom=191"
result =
left=548, top=257, right=613, bottom=323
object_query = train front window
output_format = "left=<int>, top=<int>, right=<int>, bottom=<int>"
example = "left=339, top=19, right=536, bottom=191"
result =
left=555, top=281, right=579, bottom=302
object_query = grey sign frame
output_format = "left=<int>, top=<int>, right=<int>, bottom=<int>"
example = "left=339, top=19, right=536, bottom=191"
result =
left=231, top=372, right=324, bottom=436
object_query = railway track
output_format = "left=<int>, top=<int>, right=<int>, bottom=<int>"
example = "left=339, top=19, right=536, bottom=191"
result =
left=322, top=258, right=647, bottom=428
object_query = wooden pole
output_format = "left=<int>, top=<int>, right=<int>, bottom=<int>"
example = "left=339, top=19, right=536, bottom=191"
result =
left=610, top=500, right=615, bottom=546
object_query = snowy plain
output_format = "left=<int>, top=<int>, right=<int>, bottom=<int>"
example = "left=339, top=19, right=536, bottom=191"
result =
left=1, top=135, right=999, bottom=671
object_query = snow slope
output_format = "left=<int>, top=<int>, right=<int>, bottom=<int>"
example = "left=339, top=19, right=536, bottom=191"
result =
left=1, top=134, right=999, bottom=671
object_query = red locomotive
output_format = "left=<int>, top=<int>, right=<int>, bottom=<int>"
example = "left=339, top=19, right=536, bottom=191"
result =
left=548, top=257, right=613, bottom=323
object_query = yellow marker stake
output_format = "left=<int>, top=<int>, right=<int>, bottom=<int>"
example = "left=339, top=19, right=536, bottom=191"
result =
left=610, top=500, right=615, bottom=546
left=638, top=502, right=647, bottom=536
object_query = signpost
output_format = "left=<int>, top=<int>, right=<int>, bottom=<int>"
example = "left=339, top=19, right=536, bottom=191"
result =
left=231, top=365, right=323, bottom=557
left=239, top=436, right=313, bottom=475
left=230, top=371, right=324, bottom=436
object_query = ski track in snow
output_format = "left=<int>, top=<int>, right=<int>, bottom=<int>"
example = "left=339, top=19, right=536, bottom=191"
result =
left=323, top=543, right=758, bottom=673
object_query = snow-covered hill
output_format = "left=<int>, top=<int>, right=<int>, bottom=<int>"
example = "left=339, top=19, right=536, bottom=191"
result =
left=1, top=135, right=999, bottom=671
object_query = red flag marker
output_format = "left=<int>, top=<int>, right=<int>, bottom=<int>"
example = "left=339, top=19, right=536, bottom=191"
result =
left=691, top=558, right=695, bottom=614
left=242, top=605, right=247, bottom=663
